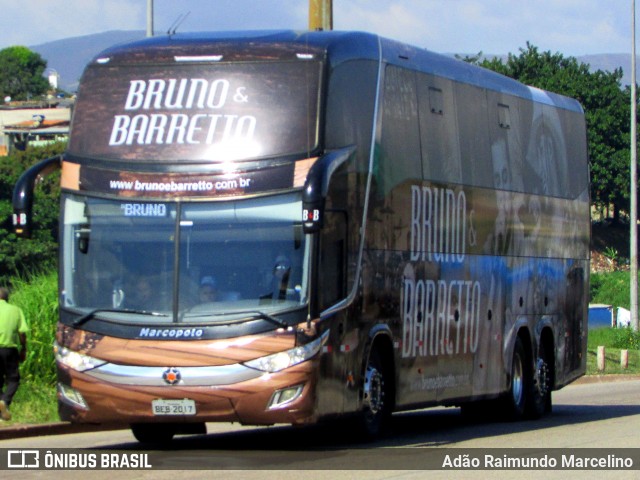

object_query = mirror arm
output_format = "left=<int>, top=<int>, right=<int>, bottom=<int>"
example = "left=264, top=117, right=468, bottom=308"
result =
left=12, top=155, right=62, bottom=237
left=302, top=146, right=355, bottom=233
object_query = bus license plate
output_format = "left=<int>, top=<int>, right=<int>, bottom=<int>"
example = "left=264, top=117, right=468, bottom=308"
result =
left=152, top=399, right=196, bottom=416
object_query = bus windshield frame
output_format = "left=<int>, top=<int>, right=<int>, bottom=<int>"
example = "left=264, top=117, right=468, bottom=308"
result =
left=60, top=191, right=310, bottom=325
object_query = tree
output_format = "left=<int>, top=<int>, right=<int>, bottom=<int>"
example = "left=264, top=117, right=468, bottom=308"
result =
left=0, top=46, right=50, bottom=102
left=472, top=43, right=631, bottom=220
left=0, top=143, right=64, bottom=284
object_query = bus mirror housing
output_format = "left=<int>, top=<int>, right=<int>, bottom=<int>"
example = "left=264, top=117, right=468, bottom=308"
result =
left=12, top=155, right=62, bottom=237
left=302, top=146, right=355, bottom=234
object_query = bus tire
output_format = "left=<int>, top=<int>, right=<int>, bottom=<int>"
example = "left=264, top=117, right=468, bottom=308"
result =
left=503, top=336, right=529, bottom=421
left=131, top=423, right=176, bottom=444
left=358, top=347, right=390, bottom=438
left=527, top=340, right=552, bottom=419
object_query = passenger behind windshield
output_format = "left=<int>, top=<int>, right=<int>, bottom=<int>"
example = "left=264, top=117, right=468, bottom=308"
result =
left=198, top=276, right=217, bottom=304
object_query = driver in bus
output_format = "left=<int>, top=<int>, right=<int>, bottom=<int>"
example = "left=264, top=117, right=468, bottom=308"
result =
left=127, top=277, right=153, bottom=310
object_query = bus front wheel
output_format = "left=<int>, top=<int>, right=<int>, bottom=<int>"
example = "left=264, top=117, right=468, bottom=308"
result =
left=359, top=348, right=391, bottom=437
left=131, top=423, right=176, bottom=444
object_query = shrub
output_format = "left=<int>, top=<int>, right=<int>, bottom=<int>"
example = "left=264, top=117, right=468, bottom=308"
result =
left=0, top=142, right=64, bottom=284
left=590, top=271, right=632, bottom=310
left=612, top=327, right=640, bottom=350
left=9, top=269, right=58, bottom=385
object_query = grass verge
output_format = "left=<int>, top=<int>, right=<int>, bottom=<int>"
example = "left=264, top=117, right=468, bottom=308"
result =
left=0, top=380, right=58, bottom=427
left=586, top=347, right=640, bottom=375
left=586, top=327, right=640, bottom=375
left=0, top=269, right=59, bottom=427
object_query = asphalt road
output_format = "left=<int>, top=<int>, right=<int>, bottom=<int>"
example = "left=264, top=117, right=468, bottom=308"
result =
left=0, top=376, right=639, bottom=479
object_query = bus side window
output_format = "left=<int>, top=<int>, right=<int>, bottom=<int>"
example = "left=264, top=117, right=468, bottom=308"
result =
left=318, top=209, right=347, bottom=311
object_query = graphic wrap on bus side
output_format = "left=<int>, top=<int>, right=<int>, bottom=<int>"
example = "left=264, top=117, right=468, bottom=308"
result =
left=391, top=181, right=587, bottom=399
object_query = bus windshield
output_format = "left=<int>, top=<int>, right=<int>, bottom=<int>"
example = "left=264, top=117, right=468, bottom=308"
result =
left=61, top=192, right=309, bottom=324
left=67, top=60, right=322, bottom=163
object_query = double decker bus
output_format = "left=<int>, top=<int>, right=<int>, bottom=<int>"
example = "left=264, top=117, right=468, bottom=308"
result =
left=13, top=31, right=589, bottom=442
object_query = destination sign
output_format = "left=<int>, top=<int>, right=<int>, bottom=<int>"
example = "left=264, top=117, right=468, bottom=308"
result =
left=120, top=203, right=167, bottom=217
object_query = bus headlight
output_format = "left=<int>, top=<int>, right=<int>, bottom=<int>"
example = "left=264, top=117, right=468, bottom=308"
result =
left=243, top=330, right=329, bottom=373
left=54, top=342, right=107, bottom=372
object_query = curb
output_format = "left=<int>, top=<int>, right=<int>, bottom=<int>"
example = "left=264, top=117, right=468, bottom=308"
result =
left=572, top=374, right=640, bottom=384
left=0, top=422, right=125, bottom=441
left=1, top=375, right=638, bottom=440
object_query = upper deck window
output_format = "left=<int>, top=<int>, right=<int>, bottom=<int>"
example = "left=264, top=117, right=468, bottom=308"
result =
left=68, top=60, right=322, bottom=163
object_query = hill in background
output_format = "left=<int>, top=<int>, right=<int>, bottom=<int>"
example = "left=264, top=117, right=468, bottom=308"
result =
left=28, top=30, right=640, bottom=93
left=32, top=30, right=146, bottom=92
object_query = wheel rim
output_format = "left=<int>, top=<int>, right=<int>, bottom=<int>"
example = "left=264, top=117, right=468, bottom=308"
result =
left=512, top=351, right=524, bottom=405
left=363, top=364, right=384, bottom=415
left=534, top=357, right=550, bottom=397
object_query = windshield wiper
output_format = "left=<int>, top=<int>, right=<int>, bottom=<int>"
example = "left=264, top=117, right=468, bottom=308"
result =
left=186, top=309, right=290, bottom=328
left=73, top=308, right=168, bottom=327
left=182, top=308, right=292, bottom=329
left=241, top=310, right=290, bottom=329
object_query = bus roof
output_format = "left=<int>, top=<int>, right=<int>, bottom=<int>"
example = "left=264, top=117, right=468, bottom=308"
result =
left=89, top=30, right=583, bottom=114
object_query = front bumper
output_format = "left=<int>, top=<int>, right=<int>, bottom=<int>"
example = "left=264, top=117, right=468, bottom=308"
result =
left=57, top=359, right=318, bottom=426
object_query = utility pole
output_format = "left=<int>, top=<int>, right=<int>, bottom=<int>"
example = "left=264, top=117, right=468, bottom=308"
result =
left=631, top=0, right=638, bottom=331
left=309, top=0, right=333, bottom=31
left=147, top=0, right=154, bottom=37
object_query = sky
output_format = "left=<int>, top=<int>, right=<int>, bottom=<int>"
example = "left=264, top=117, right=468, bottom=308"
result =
left=0, top=0, right=635, bottom=57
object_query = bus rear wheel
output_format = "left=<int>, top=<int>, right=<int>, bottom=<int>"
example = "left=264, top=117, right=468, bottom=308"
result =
left=503, top=337, right=529, bottom=420
left=528, top=341, right=552, bottom=418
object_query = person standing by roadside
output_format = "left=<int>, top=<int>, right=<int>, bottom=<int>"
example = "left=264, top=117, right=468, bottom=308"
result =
left=0, top=287, right=28, bottom=421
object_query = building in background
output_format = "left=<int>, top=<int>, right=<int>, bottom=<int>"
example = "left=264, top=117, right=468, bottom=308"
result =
left=0, top=105, right=71, bottom=155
